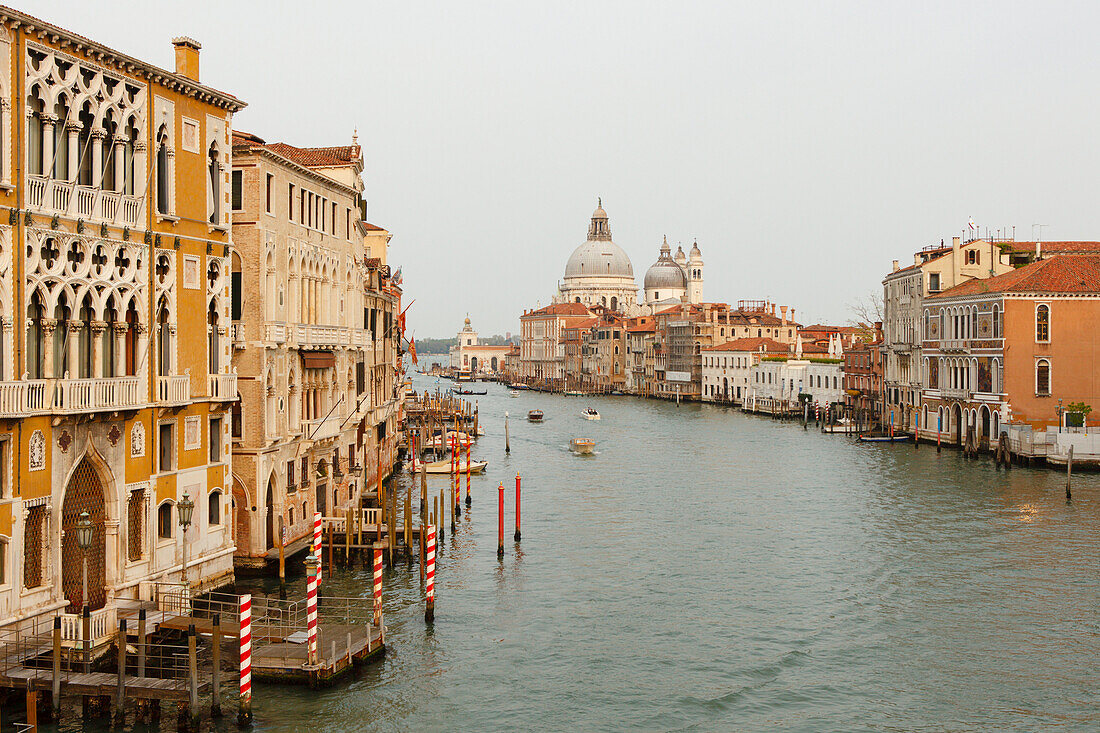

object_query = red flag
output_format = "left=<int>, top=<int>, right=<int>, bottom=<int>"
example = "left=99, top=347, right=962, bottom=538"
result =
left=398, top=309, right=406, bottom=335
left=408, top=337, right=418, bottom=365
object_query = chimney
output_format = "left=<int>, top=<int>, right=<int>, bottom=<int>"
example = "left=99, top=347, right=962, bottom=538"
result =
left=172, top=37, right=201, bottom=82
left=780, top=305, right=788, bottom=326
left=790, top=308, right=795, bottom=323
left=892, top=260, right=899, bottom=272
left=952, top=236, right=960, bottom=252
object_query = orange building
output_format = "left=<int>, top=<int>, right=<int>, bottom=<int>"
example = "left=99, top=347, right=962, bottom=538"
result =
left=920, top=255, right=1100, bottom=448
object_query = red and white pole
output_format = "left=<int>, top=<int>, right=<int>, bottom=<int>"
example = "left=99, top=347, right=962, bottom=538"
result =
left=453, top=433, right=461, bottom=518
left=514, top=473, right=522, bottom=542
left=497, top=482, right=504, bottom=559
left=372, top=547, right=383, bottom=626
left=465, top=436, right=472, bottom=507
left=424, top=524, right=436, bottom=623
left=305, top=555, right=319, bottom=666
left=312, top=511, right=322, bottom=586
left=237, top=594, right=252, bottom=726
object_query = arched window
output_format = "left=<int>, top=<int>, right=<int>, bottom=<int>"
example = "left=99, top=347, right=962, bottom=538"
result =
left=26, top=291, right=45, bottom=379
left=992, top=304, right=1000, bottom=339
left=231, top=252, right=243, bottom=321
left=1036, top=358, right=1051, bottom=396
left=208, top=301, right=219, bottom=373
left=103, top=296, right=118, bottom=377
left=156, top=125, right=170, bottom=214
left=157, top=301, right=171, bottom=377
left=1035, top=304, right=1050, bottom=342
left=124, top=302, right=139, bottom=376
left=208, top=490, right=222, bottom=526
left=610, top=296, right=618, bottom=311
left=53, top=294, right=70, bottom=378
left=208, top=141, right=221, bottom=224
left=157, top=502, right=173, bottom=539
left=78, top=296, right=93, bottom=378
left=970, top=308, right=977, bottom=339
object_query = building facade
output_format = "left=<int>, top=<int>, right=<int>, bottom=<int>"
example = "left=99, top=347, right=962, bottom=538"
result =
left=702, top=337, right=789, bottom=404
left=448, top=316, right=510, bottom=375
left=0, top=16, right=244, bottom=628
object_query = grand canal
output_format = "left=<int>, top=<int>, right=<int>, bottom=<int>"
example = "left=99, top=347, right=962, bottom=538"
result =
left=56, top=375, right=1100, bottom=731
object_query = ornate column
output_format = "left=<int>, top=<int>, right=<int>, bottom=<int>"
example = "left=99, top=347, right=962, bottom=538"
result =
left=104, top=517, right=120, bottom=603
left=112, top=135, right=128, bottom=193
left=112, top=322, right=128, bottom=378
left=65, top=120, right=81, bottom=182
left=0, top=316, right=12, bottom=381
left=166, top=148, right=176, bottom=215
left=90, top=320, right=108, bottom=377
left=66, top=321, right=81, bottom=379
left=40, top=114, right=58, bottom=178
left=132, top=139, right=148, bottom=198
left=90, top=128, right=106, bottom=189
left=39, top=318, right=57, bottom=379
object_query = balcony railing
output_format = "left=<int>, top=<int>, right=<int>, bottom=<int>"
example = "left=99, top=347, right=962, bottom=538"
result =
left=941, top=339, right=970, bottom=353
left=0, top=380, right=51, bottom=417
left=265, top=323, right=287, bottom=344
left=208, top=372, right=237, bottom=401
left=26, top=175, right=143, bottom=227
left=53, top=376, right=143, bottom=413
left=303, top=416, right=341, bottom=442
left=231, top=323, right=245, bottom=349
left=157, top=374, right=191, bottom=404
left=59, top=605, right=117, bottom=646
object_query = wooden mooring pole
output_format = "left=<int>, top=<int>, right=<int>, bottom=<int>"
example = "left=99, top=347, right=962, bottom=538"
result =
left=211, top=613, right=223, bottom=718
left=278, top=516, right=287, bottom=598
left=115, top=619, right=126, bottom=726
left=514, top=474, right=522, bottom=542
left=505, top=412, right=510, bottom=454
left=1066, top=445, right=1073, bottom=501
left=52, top=616, right=61, bottom=721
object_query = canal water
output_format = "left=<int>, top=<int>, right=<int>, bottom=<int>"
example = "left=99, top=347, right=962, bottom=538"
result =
left=50, top=374, right=1100, bottom=731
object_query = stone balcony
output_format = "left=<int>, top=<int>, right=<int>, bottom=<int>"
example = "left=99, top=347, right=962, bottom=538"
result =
left=0, top=380, right=51, bottom=417
left=27, top=175, right=143, bottom=228
left=208, top=373, right=237, bottom=401
left=157, top=374, right=191, bottom=405
left=53, top=376, right=143, bottom=413
left=303, top=415, right=341, bottom=442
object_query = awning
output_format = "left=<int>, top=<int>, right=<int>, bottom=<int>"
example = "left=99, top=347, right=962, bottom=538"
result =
left=302, top=351, right=335, bottom=369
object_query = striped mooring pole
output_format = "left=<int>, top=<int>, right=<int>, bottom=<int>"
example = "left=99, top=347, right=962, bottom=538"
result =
left=306, top=553, right=320, bottom=666
left=514, top=473, right=522, bottom=542
left=312, top=511, right=323, bottom=585
left=238, top=594, right=253, bottom=727
left=372, top=547, right=383, bottom=626
left=497, top=482, right=505, bottom=559
left=424, top=524, right=436, bottom=623
left=465, top=436, right=472, bottom=506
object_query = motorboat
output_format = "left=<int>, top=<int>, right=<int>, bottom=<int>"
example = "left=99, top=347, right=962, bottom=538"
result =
left=570, top=438, right=596, bottom=455
left=509, top=382, right=529, bottom=390
left=582, top=407, right=601, bottom=420
left=564, top=390, right=584, bottom=396
left=411, top=457, right=489, bottom=474
left=858, top=432, right=911, bottom=443
left=510, top=390, right=520, bottom=397
left=528, top=410, right=544, bottom=422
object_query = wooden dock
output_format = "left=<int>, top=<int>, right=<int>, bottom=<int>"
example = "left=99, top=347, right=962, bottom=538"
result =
left=0, top=667, right=204, bottom=701
left=251, top=622, right=384, bottom=686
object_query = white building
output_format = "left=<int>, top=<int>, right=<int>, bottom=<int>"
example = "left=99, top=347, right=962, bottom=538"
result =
left=555, top=201, right=638, bottom=311
left=642, top=236, right=704, bottom=307
left=702, top=337, right=789, bottom=404
left=448, top=316, right=511, bottom=374
left=748, top=336, right=846, bottom=408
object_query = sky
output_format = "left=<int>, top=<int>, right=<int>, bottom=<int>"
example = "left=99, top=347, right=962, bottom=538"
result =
left=26, top=1, right=1100, bottom=337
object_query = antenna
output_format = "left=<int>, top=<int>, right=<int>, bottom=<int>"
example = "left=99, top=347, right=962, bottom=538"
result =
left=1032, top=224, right=1048, bottom=260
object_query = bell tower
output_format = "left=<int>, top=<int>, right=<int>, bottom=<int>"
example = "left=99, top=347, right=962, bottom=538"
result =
left=687, top=240, right=703, bottom=304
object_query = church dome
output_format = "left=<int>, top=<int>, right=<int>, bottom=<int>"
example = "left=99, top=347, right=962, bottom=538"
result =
left=563, top=200, right=634, bottom=280
left=644, top=236, right=687, bottom=290
left=564, top=241, right=634, bottom=279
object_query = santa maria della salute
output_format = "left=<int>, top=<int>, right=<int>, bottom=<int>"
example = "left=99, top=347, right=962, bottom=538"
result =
left=552, top=200, right=704, bottom=314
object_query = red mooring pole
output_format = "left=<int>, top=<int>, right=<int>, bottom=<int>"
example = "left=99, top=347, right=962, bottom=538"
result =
left=514, top=474, right=522, bottom=542
left=497, top=482, right=504, bottom=558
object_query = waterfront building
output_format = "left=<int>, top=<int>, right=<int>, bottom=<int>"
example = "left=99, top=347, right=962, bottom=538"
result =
left=882, top=236, right=1015, bottom=434
left=919, top=254, right=1100, bottom=449
left=230, top=131, right=399, bottom=570
left=448, top=316, right=510, bottom=376
left=624, top=316, right=656, bottom=395
left=702, top=337, right=789, bottom=404
left=843, top=323, right=883, bottom=423
left=518, top=302, right=591, bottom=388
left=0, top=12, right=244, bottom=629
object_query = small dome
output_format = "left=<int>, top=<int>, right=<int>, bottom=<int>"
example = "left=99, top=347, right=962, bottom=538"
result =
left=644, top=238, right=687, bottom=290
left=674, top=245, right=686, bottom=265
left=689, top=240, right=701, bottom=259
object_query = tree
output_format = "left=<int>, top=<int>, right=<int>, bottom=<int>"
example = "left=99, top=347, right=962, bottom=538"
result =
left=847, top=292, right=884, bottom=341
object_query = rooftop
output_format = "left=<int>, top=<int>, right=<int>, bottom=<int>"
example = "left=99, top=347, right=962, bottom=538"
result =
left=931, top=254, right=1100, bottom=298
left=704, top=337, right=790, bottom=353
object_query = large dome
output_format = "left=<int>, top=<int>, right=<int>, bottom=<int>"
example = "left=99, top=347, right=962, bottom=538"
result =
left=564, top=240, right=634, bottom=279
left=563, top=201, right=634, bottom=280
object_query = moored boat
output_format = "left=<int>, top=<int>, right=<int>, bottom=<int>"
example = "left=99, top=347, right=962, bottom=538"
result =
left=411, top=457, right=489, bottom=474
left=528, top=410, right=544, bottom=422
left=857, top=432, right=911, bottom=443
left=570, top=438, right=596, bottom=455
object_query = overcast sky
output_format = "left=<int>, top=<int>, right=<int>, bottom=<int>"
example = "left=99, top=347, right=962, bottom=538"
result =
left=30, top=1, right=1100, bottom=337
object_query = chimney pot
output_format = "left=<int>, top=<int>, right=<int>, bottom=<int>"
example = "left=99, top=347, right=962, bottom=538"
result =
left=172, top=37, right=201, bottom=82
left=952, top=236, right=960, bottom=250
left=892, top=259, right=899, bottom=272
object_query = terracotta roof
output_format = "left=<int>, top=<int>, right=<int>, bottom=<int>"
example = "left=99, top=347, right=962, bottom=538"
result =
left=522, top=302, right=592, bottom=318
left=725, top=309, right=786, bottom=326
left=264, top=142, right=361, bottom=168
left=1000, top=241, right=1100, bottom=255
left=626, top=322, right=656, bottom=333
left=363, top=223, right=387, bottom=232
left=800, top=324, right=861, bottom=334
left=704, top=337, right=789, bottom=353
left=930, top=255, right=1100, bottom=298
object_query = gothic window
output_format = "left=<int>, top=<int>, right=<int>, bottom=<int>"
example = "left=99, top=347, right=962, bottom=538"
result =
left=23, top=505, right=45, bottom=588
left=208, top=141, right=221, bottom=224
left=53, top=294, right=70, bottom=378
left=1036, top=359, right=1051, bottom=396
left=156, top=299, right=171, bottom=377
left=103, top=296, right=117, bottom=377
left=231, top=252, right=243, bottom=321
left=77, top=105, right=93, bottom=186
left=26, top=290, right=45, bottom=379
left=78, top=295, right=93, bottom=378
left=156, top=125, right=170, bottom=214
left=208, top=300, right=219, bottom=373
left=1035, top=304, right=1050, bottom=342
left=231, top=170, right=243, bottom=211
left=127, top=488, right=145, bottom=561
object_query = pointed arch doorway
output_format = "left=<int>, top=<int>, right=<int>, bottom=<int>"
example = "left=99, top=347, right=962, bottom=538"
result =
left=61, top=457, right=108, bottom=612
